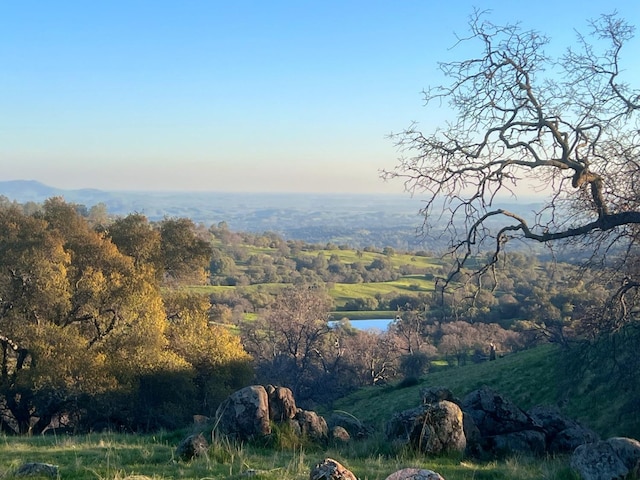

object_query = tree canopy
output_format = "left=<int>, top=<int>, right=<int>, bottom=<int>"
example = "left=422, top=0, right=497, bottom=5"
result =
left=384, top=12, right=640, bottom=329
left=0, top=200, right=250, bottom=433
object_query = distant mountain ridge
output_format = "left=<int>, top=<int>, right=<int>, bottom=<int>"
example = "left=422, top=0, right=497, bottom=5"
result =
left=0, top=180, right=62, bottom=199
left=0, top=180, right=545, bottom=251
left=0, top=180, right=429, bottom=248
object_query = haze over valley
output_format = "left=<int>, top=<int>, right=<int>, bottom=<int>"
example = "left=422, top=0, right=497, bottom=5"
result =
left=0, top=179, right=545, bottom=252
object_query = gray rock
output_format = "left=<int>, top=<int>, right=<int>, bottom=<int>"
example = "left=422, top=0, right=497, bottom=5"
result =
left=386, top=400, right=466, bottom=455
left=490, top=430, right=546, bottom=456
left=175, top=432, right=209, bottom=461
left=267, top=385, right=297, bottom=422
left=295, top=409, right=329, bottom=442
left=215, top=385, right=271, bottom=441
left=331, top=425, right=351, bottom=443
left=420, top=386, right=457, bottom=405
left=606, top=437, right=640, bottom=472
left=327, top=412, right=369, bottom=439
left=571, top=437, right=640, bottom=480
left=461, top=387, right=536, bottom=437
left=528, top=405, right=599, bottom=453
left=385, top=468, right=445, bottom=480
left=572, top=440, right=629, bottom=480
left=310, top=458, right=357, bottom=480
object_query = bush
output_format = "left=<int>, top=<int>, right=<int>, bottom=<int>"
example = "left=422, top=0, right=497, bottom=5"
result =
left=399, top=352, right=431, bottom=381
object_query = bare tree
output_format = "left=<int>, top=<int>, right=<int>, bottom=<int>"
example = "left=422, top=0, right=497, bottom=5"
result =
left=241, top=286, right=333, bottom=400
left=384, top=11, right=640, bottom=328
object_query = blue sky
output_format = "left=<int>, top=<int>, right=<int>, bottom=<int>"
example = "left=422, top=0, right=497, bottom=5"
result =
left=1, top=1, right=639, bottom=194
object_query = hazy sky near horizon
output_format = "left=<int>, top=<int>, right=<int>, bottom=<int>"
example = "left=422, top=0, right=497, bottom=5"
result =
left=2, top=1, right=639, bottom=194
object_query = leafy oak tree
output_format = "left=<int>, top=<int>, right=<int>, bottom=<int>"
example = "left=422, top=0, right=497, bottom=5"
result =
left=384, top=12, right=640, bottom=331
left=0, top=200, right=182, bottom=433
left=159, top=218, right=213, bottom=285
left=0, top=200, right=251, bottom=433
left=164, top=292, right=253, bottom=415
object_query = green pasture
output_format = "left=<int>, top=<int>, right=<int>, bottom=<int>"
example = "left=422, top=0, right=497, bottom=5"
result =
left=330, top=276, right=436, bottom=309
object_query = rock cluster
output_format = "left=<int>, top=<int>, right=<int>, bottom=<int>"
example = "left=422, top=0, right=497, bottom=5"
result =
left=387, top=385, right=599, bottom=459
left=214, top=384, right=329, bottom=443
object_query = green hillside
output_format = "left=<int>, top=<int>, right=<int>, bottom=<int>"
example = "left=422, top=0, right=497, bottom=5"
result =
left=332, top=343, right=639, bottom=440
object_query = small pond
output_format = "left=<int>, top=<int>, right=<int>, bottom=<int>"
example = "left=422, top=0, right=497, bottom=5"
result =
left=329, top=318, right=395, bottom=331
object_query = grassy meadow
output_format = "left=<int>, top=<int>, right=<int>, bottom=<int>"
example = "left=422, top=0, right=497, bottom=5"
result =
left=0, top=426, right=579, bottom=480
left=2, top=343, right=620, bottom=480
left=197, top=245, right=441, bottom=314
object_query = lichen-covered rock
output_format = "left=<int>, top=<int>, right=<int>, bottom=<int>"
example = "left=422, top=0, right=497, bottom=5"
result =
left=267, top=385, right=297, bottom=422
left=326, top=412, right=369, bottom=439
left=215, top=385, right=271, bottom=441
left=490, top=430, right=546, bottom=456
left=175, top=432, right=209, bottom=461
left=385, top=467, right=445, bottom=480
left=310, top=458, right=357, bottom=480
left=386, top=400, right=466, bottom=455
left=571, top=437, right=640, bottom=480
left=295, top=409, right=329, bottom=442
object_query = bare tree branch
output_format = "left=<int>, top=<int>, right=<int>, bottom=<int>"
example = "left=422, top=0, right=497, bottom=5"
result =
left=383, top=11, right=640, bottom=309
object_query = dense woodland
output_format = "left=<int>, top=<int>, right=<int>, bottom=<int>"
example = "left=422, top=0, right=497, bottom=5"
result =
left=0, top=195, right=631, bottom=435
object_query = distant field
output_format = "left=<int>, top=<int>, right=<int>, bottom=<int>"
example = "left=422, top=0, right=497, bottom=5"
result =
left=192, top=246, right=440, bottom=311
left=330, top=276, right=435, bottom=308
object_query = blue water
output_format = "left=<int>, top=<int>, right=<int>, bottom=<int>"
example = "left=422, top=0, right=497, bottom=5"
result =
left=330, top=318, right=394, bottom=331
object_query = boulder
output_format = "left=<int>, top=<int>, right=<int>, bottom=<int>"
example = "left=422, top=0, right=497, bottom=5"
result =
left=528, top=405, right=599, bottom=453
left=214, top=385, right=271, bottom=441
left=607, top=437, right=640, bottom=473
left=327, top=412, right=369, bottom=439
left=571, top=437, right=640, bottom=480
left=385, top=468, right=445, bottom=480
left=295, top=409, right=329, bottom=442
left=175, top=432, right=209, bottom=461
left=461, top=387, right=537, bottom=437
left=310, top=458, right=357, bottom=480
left=331, top=425, right=351, bottom=443
left=267, top=385, right=297, bottom=422
left=386, top=400, right=466, bottom=455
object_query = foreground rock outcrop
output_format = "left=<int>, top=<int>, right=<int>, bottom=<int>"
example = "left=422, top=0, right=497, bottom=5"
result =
left=386, top=400, right=466, bottom=455
left=215, top=385, right=329, bottom=443
left=461, top=386, right=545, bottom=456
left=310, top=458, right=358, bottom=480
left=215, top=385, right=272, bottom=441
left=390, top=385, right=602, bottom=459
left=528, top=405, right=599, bottom=453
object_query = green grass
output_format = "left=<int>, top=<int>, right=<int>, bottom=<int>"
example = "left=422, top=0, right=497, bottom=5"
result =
left=0, top=429, right=579, bottom=480
left=1, top=345, right=606, bottom=480
left=332, top=342, right=640, bottom=443
left=331, top=344, right=602, bottom=437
